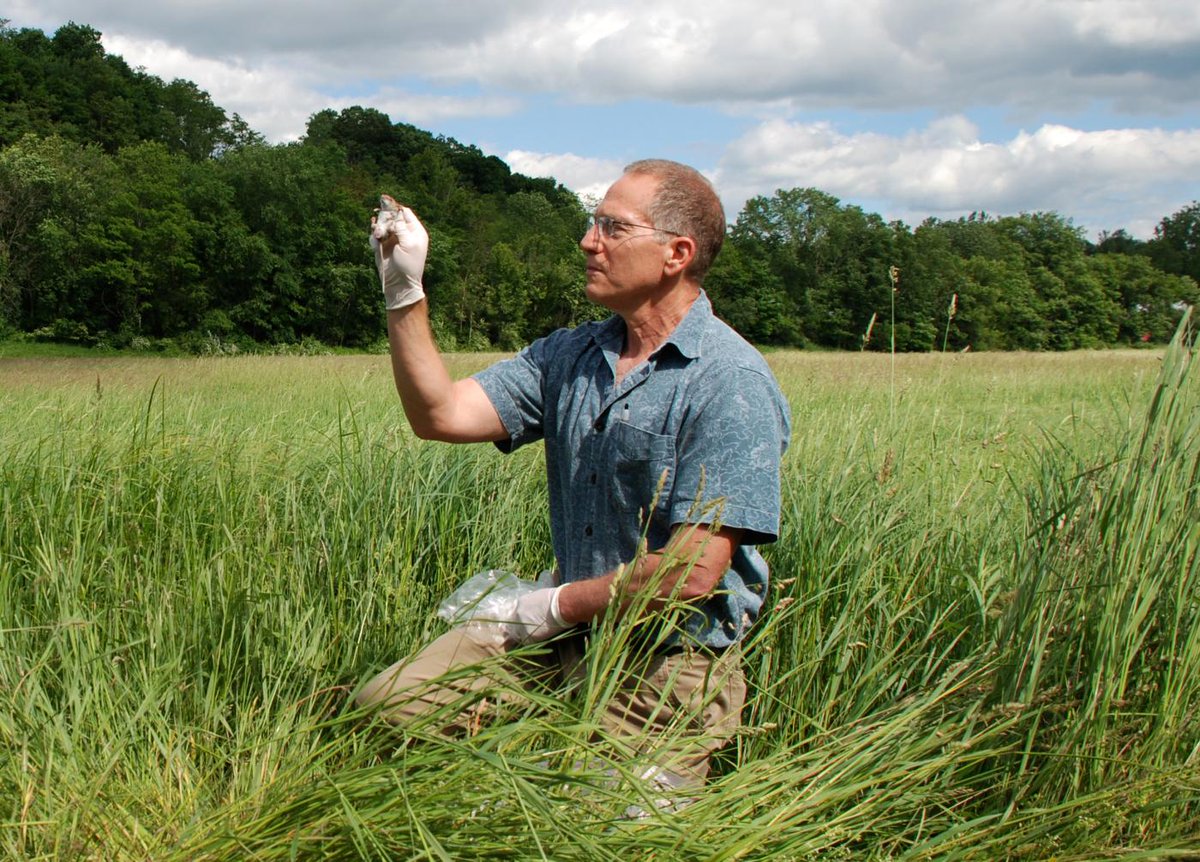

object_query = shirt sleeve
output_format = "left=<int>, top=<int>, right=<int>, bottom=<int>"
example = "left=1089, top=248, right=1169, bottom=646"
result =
left=472, top=332, right=555, bottom=453
left=667, top=364, right=790, bottom=544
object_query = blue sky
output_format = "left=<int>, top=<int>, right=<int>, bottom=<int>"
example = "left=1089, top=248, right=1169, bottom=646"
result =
left=9, top=0, right=1200, bottom=239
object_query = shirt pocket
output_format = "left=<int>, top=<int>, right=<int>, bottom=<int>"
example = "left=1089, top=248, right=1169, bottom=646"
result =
left=607, top=421, right=676, bottom=515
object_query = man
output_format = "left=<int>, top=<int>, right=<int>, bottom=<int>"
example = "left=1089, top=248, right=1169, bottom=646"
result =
left=355, top=159, right=790, bottom=790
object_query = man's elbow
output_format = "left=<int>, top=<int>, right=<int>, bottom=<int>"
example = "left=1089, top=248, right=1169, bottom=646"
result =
left=406, top=419, right=441, bottom=441
left=407, top=419, right=461, bottom=442
left=404, top=412, right=491, bottom=444
left=398, top=401, right=460, bottom=442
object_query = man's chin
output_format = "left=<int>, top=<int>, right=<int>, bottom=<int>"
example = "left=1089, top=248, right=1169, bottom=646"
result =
left=583, top=282, right=608, bottom=306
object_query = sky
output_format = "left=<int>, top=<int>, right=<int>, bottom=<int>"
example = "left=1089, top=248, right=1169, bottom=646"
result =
left=8, top=1, right=1200, bottom=239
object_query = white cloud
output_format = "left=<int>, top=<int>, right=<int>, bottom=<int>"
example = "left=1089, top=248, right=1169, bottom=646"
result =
left=15, top=0, right=1200, bottom=114
left=101, top=33, right=325, bottom=141
left=715, top=117, right=1200, bottom=237
left=101, top=33, right=525, bottom=141
left=372, top=0, right=1200, bottom=113
left=1071, top=0, right=1200, bottom=45
left=356, top=89, right=523, bottom=125
left=504, top=151, right=625, bottom=206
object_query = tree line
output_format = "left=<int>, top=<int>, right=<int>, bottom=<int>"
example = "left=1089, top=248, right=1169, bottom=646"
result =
left=712, top=191, right=1199, bottom=350
left=1, top=21, right=1197, bottom=352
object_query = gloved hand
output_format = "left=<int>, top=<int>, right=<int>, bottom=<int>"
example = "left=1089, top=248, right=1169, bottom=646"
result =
left=370, top=194, right=428, bottom=310
left=503, top=586, right=569, bottom=645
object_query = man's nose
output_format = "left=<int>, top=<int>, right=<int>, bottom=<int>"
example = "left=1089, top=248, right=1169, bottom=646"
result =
left=579, top=224, right=602, bottom=252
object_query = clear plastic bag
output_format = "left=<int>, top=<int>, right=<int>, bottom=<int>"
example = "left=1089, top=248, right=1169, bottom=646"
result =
left=437, top=569, right=550, bottom=646
left=437, top=569, right=530, bottom=624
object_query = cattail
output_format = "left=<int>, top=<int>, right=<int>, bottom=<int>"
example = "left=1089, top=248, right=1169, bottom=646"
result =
left=942, top=292, right=960, bottom=353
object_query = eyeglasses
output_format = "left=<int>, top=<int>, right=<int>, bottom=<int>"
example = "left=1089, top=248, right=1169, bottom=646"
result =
left=585, top=214, right=683, bottom=240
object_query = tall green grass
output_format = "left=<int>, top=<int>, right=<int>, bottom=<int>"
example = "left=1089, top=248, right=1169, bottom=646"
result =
left=1, top=334, right=1196, bottom=860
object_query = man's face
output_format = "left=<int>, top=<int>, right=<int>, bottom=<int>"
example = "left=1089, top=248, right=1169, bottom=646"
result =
left=580, top=173, right=675, bottom=312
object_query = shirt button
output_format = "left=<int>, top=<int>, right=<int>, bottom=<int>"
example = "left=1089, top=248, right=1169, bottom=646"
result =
left=589, top=473, right=597, bottom=484
left=584, top=525, right=593, bottom=537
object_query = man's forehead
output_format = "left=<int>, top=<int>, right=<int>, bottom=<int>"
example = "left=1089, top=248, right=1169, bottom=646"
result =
left=599, top=172, right=658, bottom=217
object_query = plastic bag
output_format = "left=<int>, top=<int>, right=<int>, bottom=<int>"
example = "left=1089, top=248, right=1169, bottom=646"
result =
left=437, top=569, right=547, bottom=646
left=437, top=569, right=531, bottom=624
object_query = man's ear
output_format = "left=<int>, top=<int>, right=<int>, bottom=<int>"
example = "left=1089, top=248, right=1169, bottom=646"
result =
left=662, top=236, right=697, bottom=277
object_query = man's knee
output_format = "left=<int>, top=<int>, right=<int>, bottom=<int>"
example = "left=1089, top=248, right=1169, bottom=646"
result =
left=353, top=626, right=529, bottom=728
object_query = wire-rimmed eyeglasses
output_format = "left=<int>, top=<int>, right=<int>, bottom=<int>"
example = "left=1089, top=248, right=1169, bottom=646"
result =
left=585, top=214, right=683, bottom=240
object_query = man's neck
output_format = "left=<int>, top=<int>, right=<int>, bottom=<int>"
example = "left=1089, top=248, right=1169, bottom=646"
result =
left=616, top=283, right=700, bottom=377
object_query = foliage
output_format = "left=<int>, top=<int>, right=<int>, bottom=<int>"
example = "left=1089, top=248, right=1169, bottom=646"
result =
left=0, top=22, right=258, bottom=157
left=1, top=21, right=1198, bottom=351
left=716, top=197, right=1198, bottom=351
left=1147, top=200, right=1200, bottom=285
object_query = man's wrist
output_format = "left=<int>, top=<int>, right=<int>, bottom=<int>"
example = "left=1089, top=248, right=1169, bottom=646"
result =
left=383, top=283, right=425, bottom=311
left=548, top=585, right=567, bottom=629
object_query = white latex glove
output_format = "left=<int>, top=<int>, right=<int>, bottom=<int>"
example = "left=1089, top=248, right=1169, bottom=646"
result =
left=370, top=194, right=428, bottom=310
left=503, top=586, right=568, bottom=645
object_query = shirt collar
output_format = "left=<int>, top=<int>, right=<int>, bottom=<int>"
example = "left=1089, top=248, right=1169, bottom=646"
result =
left=660, top=289, right=712, bottom=360
left=591, top=289, right=712, bottom=361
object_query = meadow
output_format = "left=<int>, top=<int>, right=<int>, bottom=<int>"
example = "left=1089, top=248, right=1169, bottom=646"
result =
left=1, top=329, right=1197, bottom=860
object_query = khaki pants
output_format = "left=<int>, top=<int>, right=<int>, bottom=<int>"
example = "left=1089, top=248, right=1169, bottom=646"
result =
left=354, top=626, right=746, bottom=784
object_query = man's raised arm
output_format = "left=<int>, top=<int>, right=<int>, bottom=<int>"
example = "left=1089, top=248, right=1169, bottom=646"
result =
left=371, top=198, right=506, bottom=444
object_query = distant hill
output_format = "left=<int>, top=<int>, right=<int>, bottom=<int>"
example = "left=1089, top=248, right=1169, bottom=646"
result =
left=0, top=19, right=572, bottom=201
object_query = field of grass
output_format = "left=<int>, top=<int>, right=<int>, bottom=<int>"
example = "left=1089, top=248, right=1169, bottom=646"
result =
left=1, top=330, right=1197, bottom=860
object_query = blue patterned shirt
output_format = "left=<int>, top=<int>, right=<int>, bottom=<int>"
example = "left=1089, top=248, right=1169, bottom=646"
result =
left=474, top=291, right=791, bottom=649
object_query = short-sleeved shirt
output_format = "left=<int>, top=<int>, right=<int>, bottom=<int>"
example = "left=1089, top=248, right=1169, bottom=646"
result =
left=474, top=291, right=791, bottom=650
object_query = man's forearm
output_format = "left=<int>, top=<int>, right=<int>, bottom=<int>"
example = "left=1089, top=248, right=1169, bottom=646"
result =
left=556, top=526, right=740, bottom=626
left=385, top=302, right=507, bottom=443
left=386, top=302, right=456, bottom=440
left=372, top=200, right=506, bottom=444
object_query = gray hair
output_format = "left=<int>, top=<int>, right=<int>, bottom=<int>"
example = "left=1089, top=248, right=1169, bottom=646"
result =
left=623, top=159, right=726, bottom=283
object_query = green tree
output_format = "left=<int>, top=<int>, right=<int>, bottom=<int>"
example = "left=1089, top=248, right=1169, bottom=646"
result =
left=304, top=106, right=395, bottom=173
left=0, top=22, right=235, bottom=159
left=47, top=23, right=142, bottom=152
left=997, top=212, right=1119, bottom=349
left=956, top=256, right=1045, bottom=350
left=1092, top=228, right=1146, bottom=256
left=178, top=157, right=266, bottom=340
left=59, top=142, right=203, bottom=339
left=217, top=141, right=375, bottom=344
left=1148, top=201, right=1200, bottom=285
left=0, top=134, right=109, bottom=336
left=730, top=188, right=838, bottom=346
left=1088, top=252, right=1199, bottom=344
left=501, top=190, right=586, bottom=337
left=158, top=78, right=233, bottom=160
left=807, top=205, right=899, bottom=350
left=905, top=220, right=966, bottom=350
left=729, top=188, right=906, bottom=349
left=0, top=134, right=58, bottom=329
left=706, top=242, right=796, bottom=344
